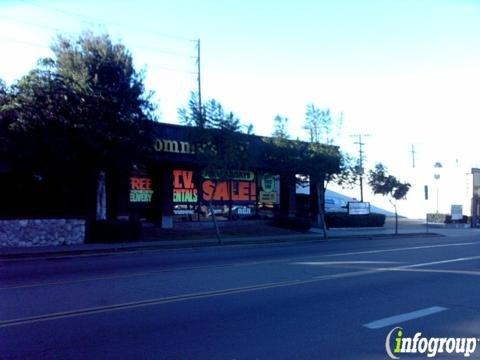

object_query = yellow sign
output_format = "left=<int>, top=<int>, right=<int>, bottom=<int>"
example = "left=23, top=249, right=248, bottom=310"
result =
left=202, top=170, right=255, bottom=181
left=259, top=191, right=277, bottom=204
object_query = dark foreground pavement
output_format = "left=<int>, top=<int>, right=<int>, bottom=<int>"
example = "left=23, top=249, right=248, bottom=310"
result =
left=2, top=232, right=480, bottom=359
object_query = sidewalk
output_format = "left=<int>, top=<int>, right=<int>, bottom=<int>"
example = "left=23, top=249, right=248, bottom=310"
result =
left=0, top=221, right=445, bottom=260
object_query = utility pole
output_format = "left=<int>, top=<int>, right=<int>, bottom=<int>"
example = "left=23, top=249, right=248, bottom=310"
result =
left=351, top=134, right=370, bottom=202
left=411, top=144, right=416, bottom=168
left=195, top=39, right=203, bottom=125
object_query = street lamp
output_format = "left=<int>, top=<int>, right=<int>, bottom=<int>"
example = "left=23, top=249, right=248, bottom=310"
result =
left=433, top=162, right=443, bottom=213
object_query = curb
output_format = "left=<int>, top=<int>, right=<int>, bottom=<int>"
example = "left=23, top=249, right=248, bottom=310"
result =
left=0, top=232, right=443, bottom=261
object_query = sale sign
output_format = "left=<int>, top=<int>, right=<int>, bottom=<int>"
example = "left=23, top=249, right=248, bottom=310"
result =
left=202, top=180, right=256, bottom=202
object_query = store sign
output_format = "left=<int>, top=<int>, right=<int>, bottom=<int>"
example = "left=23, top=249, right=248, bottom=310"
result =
left=154, top=138, right=195, bottom=154
left=235, top=206, right=252, bottom=215
left=174, top=209, right=195, bottom=215
left=154, top=138, right=218, bottom=156
left=348, top=202, right=370, bottom=215
left=202, top=180, right=256, bottom=202
left=203, top=170, right=255, bottom=181
left=130, top=177, right=154, bottom=203
left=258, top=173, right=279, bottom=204
left=259, top=191, right=277, bottom=204
left=451, top=205, right=463, bottom=220
left=261, top=173, right=275, bottom=193
left=173, top=170, right=198, bottom=203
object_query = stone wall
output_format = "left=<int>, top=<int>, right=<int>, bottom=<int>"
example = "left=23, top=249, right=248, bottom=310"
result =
left=0, top=219, right=85, bottom=247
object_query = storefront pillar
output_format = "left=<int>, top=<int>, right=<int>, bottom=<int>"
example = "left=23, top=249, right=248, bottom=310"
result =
left=280, top=172, right=296, bottom=217
left=309, top=180, right=319, bottom=219
left=309, top=174, right=326, bottom=227
left=472, top=195, right=480, bottom=228
left=161, top=167, right=174, bottom=229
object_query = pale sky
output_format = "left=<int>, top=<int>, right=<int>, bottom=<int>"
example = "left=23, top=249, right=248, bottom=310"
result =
left=1, top=0, right=479, bottom=217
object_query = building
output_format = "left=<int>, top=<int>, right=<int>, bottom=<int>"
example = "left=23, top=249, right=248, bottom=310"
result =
left=0, top=121, right=340, bottom=230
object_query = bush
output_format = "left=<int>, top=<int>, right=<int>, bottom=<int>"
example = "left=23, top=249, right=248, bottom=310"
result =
left=325, top=212, right=386, bottom=228
left=87, top=220, right=141, bottom=243
left=427, top=213, right=447, bottom=223
left=272, top=215, right=311, bottom=232
left=445, top=215, right=469, bottom=224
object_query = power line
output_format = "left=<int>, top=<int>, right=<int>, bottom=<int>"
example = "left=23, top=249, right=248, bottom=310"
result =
left=196, top=39, right=202, bottom=119
left=0, top=16, right=195, bottom=59
left=411, top=144, right=416, bottom=168
left=0, top=36, right=197, bottom=75
left=350, top=134, right=371, bottom=202
left=0, top=15, right=62, bottom=32
left=19, top=0, right=194, bottom=42
left=146, top=64, right=197, bottom=75
left=0, top=36, right=49, bottom=50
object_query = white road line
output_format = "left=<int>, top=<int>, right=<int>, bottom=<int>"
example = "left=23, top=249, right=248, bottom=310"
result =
left=0, top=269, right=378, bottom=329
left=379, top=267, right=480, bottom=276
left=326, top=242, right=477, bottom=257
left=3, top=242, right=478, bottom=291
left=397, top=255, right=480, bottom=269
left=292, top=261, right=401, bottom=266
left=364, top=306, right=448, bottom=329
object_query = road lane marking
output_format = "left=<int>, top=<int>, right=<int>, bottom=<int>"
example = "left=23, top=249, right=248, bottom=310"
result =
left=3, top=252, right=479, bottom=328
left=378, top=267, right=480, bottom=276
left=364, top=306, right=448, bottom=329
left=292, top=261, right=401, bottom=266
left=2, top=242, right=477, bottom=291
left=0, top=272, right=152, bottom=290
left=397, top=255, right=480, bottom=269
left=0, top=269, right=379, bottom=329
left=326, top=242, right=477, bottom=257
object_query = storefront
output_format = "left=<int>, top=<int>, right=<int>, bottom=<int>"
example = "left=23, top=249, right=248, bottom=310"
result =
left=118, top=122, right=338, bottom=228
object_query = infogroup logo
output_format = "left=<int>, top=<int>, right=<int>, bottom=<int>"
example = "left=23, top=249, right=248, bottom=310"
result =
left=385, top=327, right=478, bottom=358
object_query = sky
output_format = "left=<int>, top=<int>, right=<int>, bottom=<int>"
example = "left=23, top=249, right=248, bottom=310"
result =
left=1, top=0, right=480, bottom=217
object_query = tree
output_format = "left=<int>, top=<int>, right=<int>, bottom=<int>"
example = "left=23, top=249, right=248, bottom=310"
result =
left=301, top=105, right=354, bottom=237
left=272, top=115, right=289, bottom=140
left=178, top=92, right=204, bottom=128
left=0, top=32, right=156, bottom=218
left=304, top=104, right=339, bottom=144
left=267, top=122, right=341, bottom=238
left=179, top=94, right=251, bottom=243
left=368, top=163, right=411, bottom=235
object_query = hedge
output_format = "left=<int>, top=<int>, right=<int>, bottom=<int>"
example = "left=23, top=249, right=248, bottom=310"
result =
left=272, top=215, right=312, bottom=232
left=325, top=212, right=386, bottom=228
left=445, top=215, right=469, bottom=224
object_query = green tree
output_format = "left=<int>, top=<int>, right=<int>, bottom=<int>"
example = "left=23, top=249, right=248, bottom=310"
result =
left=178, top=92, right=204, bottom=127
left=299, top=105, right=355, bottom=237
left=304, top=104, right=336, bottom=144
left=179, top=95, right=251, bottom=243
left=368, top=163, right=411, bottom=234
left=178, top=92, right=245, bottom=133
left=266, top=123, right=341, bottom=238
left=0, top=32, right=156, bottom=219
left=272, top=115, right=289, bottom=140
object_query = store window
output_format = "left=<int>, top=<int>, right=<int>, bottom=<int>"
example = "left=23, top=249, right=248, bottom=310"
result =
left=257, top=173, right=280, bottom=218
left=129, top=177, right=154, bottom=203
left=172, top=169, right=201, bottom=221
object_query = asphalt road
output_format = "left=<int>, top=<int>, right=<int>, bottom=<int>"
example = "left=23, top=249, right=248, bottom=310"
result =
left=2, top=232, right=480, bottom=359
